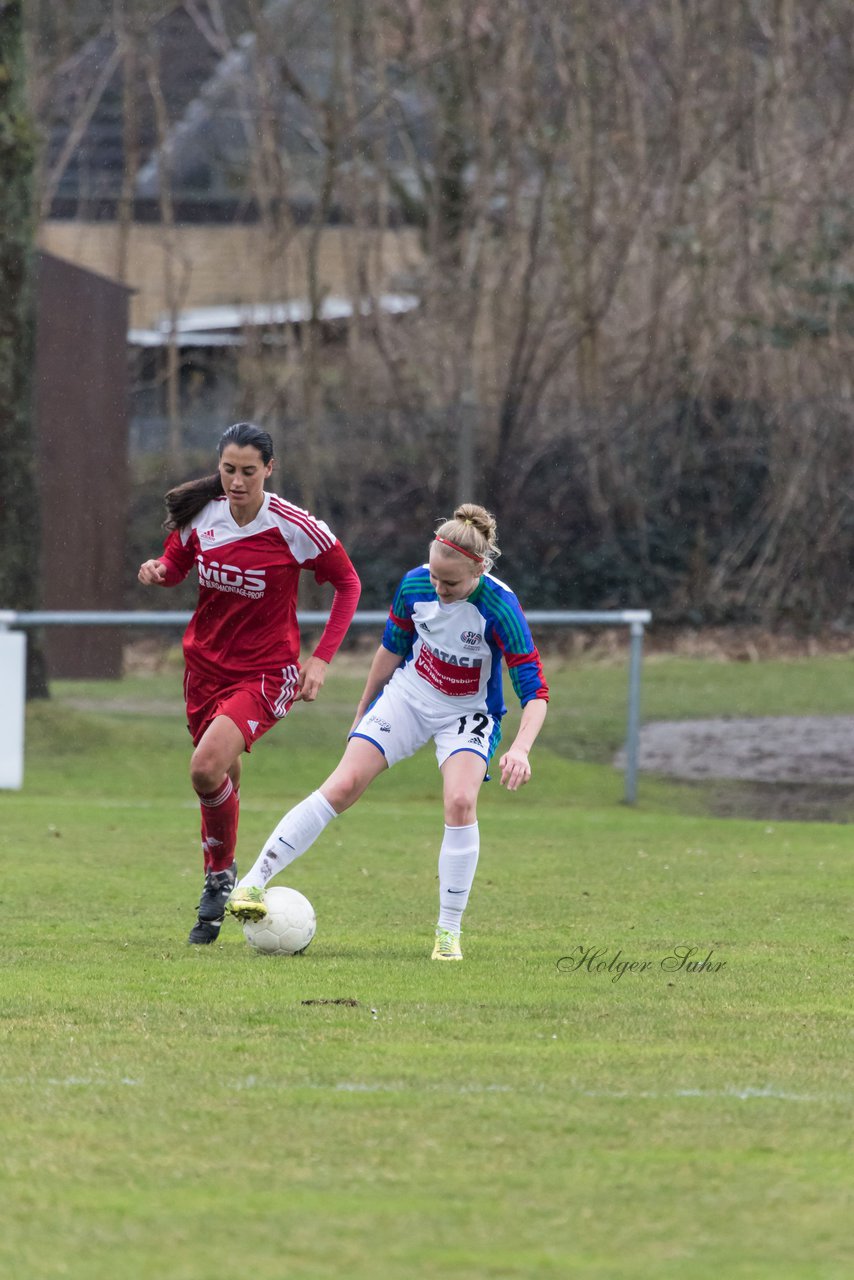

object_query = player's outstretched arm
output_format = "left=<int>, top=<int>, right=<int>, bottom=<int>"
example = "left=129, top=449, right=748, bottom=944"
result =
left=499, top=697, right=548, bottom=791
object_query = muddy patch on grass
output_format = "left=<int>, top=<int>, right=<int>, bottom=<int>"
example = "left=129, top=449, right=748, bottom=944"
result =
left=622, top=716, right=854, bottom=821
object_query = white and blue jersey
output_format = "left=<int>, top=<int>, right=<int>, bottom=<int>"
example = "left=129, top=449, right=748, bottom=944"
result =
left=376, top=565, right=549, bottom=759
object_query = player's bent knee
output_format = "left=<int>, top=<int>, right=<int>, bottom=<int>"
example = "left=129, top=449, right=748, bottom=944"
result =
left=444, top=793, right=478, bottom=826
left=322, top=740, right=386, bottom=813
left=323, top=771, right=367, bottom=813
left=190, top=756, right=225, bottom=795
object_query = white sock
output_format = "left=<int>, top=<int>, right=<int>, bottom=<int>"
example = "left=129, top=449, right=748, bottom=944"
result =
left=239, top=790, right=338, bottom=889
left=437, top=822, right=480, bottom=935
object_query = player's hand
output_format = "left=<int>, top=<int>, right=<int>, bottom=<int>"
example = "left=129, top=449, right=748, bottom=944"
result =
left=499, top=746, right=532, bottom=791
left=138, top=559, right=167, bottom=585
left=294, top=656, right=329, bottom=702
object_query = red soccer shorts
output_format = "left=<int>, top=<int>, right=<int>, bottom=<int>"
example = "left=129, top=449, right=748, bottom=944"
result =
left=184, top=664, right=299, bottom=751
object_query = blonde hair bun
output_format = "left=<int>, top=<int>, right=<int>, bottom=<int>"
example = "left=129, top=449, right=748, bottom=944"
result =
left=433, top=503, right=500, bottom=571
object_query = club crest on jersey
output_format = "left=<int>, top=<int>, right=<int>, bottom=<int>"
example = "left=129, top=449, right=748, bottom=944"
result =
left=460, top=630, right=481, bottom=647
left=196, top=556, right=266, bottom=598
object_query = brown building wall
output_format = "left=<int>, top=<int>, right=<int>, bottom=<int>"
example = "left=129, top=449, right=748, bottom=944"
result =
left=34, top=252, right=131, bottom=678
left=38, top=222, right=423, bottom=330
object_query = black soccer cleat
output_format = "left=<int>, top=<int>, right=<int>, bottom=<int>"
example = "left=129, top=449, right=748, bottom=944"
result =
left=188, top=916, right=223, bottom=944
left=188, top=864, right=237, bottom=945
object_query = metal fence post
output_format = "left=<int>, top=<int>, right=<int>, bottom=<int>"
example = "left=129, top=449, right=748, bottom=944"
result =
left=623, top=615, right=647, bottom=805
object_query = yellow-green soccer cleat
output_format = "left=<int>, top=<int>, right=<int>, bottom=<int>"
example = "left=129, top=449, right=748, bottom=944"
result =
left=431, top=928, right=463, bottom=961
left=226, top=885, right=268, bottom=922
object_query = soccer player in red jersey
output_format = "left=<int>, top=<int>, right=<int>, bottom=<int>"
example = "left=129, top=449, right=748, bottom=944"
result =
left=138, top=422, right=361, bottom=944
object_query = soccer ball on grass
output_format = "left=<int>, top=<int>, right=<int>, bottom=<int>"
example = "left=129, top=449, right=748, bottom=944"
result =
left=242, top=886, right=316, bottom=956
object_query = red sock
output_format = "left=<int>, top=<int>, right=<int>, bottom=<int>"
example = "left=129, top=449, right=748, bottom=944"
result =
left=197, top=777, right=239, bottom=872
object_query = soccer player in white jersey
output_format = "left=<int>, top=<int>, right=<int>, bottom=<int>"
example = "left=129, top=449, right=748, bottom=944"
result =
left=228, top=503, right=549, bottom=960
left=138, top=423, right=361, bottom=945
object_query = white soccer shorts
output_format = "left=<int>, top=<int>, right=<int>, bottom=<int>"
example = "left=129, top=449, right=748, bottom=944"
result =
left=350, top=678, right=498, bottom=771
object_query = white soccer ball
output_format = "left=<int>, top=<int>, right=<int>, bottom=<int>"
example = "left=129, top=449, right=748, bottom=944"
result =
left=242, top=886, right=316, bottom=956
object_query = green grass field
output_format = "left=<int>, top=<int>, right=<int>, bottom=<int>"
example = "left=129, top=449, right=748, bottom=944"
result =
left=2, top=650, right=853, bottom=1279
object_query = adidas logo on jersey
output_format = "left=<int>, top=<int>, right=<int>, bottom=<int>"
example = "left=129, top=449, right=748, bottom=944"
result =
left=202, top=529, right=216, bottom=539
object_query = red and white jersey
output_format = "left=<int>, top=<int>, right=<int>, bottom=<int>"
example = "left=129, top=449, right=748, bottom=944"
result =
left=159, top=493, right=360, bottom=683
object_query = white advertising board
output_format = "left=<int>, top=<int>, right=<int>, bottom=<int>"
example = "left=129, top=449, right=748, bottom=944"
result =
left=0, top=632, right=25, bottom=789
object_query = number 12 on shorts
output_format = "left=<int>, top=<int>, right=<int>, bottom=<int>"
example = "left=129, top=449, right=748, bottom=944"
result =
left=457, top=712, right=489, bottom=740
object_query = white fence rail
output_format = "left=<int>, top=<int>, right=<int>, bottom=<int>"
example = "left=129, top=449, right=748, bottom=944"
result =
left=0, top=609, right=651, bottom=801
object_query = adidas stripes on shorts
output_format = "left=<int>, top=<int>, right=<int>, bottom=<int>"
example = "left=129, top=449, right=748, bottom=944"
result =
left=184, top=665, right=299, bottom=751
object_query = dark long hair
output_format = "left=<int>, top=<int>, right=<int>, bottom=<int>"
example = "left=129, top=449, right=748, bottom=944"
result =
left=163, top=423, right=275, bottom=530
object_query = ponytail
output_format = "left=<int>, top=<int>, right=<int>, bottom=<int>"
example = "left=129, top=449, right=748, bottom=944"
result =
left=163, top=474, right=224, bottom=531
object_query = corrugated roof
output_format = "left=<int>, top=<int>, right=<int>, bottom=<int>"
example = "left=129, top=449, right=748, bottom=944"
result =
left=128, top=292, right=419, bottom=345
